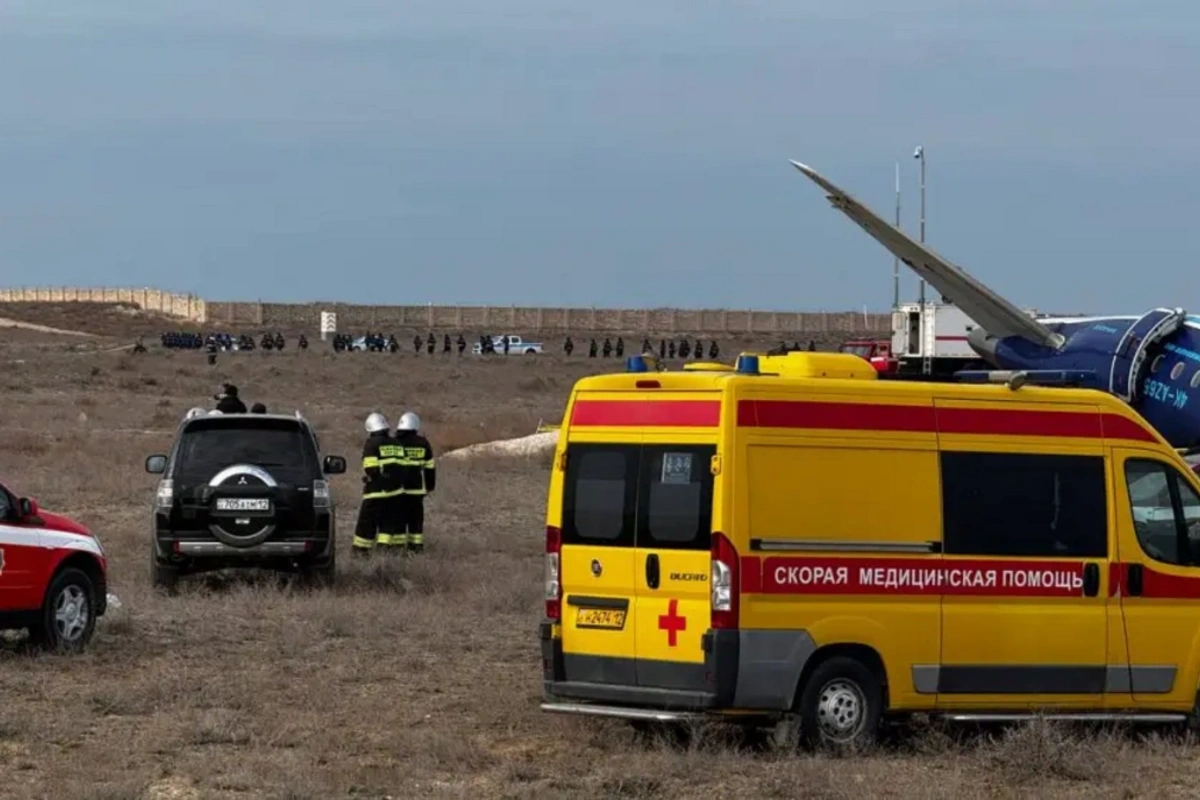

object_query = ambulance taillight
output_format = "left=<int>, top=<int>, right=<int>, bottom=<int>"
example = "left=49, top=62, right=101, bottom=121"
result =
left=710, top=532, right=739, bottom=629
left=545, top=525, right=562, bottom=620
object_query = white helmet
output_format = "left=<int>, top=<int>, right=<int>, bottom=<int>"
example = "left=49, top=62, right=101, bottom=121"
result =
left=365, top=412, right=389, bottom=434
left=397, top=411, right=420, bottom=432
left=185, top=407, right=207, bottom=420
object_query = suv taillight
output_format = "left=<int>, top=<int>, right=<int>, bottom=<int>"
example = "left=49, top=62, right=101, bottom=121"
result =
left=312, top=480, right=330, bottom=508
left=711, top=531, right=739, bottom=629
left=155, top=479, right=174, bottom=512
left=545, top=525, right=562, bottom=620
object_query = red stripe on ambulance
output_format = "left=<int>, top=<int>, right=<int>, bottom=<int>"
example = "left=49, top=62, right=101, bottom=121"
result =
left=735, top=400, right=1157, bottom=442
left=570, top=399, right=721, bottom=427
left=742, top=556, right=1088, bottom=597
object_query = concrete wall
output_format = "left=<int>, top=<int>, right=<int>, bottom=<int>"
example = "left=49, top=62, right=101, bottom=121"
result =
left=0, top=286, right=891, bottom=336
left=0, top=286, right=207, bottom=322
left=205, top=301, right=891, bottom=335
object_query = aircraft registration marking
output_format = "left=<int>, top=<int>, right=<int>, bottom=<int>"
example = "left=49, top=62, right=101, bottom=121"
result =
left=1144, top=378, right=1189, bottom=410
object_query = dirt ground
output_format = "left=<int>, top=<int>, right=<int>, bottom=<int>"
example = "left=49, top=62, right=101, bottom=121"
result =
left=3, top=306, right=1200, bottom=799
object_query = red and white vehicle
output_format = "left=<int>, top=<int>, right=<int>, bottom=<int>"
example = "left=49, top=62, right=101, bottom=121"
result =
left=838, top=339, right=898, bottom=374
left=0, top=479, right=107, bottom=652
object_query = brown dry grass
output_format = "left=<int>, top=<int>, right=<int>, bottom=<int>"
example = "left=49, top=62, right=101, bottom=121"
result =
left=3, top=323, right=1200, bottom=798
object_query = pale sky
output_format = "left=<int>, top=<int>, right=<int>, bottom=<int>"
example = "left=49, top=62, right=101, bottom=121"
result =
left=1, top=1, right=1198, bottom=313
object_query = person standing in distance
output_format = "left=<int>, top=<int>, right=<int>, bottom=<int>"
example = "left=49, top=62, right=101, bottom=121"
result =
left=393, top=411, right=436, bottom=554
left=214, top=384, right=246, bottom=413
left=353, top=412, right=403, bottom=555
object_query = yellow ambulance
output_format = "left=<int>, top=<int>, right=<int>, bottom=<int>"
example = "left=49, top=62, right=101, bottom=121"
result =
left=539, top=351, right=1200, bottom=746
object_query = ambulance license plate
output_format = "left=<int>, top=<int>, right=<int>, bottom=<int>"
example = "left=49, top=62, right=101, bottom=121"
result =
left=216, top=498, right=270, bottom=512
left=576, top=608, right=626, bottom=630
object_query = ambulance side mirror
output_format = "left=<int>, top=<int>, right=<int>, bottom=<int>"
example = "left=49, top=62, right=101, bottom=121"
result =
left=323, top=455, right=346, bottom=475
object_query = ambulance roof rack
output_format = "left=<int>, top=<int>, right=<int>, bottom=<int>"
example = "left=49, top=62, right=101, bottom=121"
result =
left=954, top=369, right=1099, bottom=391
left=682, top=361, right=734, bottom=372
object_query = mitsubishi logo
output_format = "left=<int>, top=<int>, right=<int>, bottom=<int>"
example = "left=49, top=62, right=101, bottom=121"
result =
left=238, top=477, right=247, bottom=485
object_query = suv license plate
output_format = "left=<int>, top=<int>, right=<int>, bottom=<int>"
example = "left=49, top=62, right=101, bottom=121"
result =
left=216, top=498, right=271, bottom=512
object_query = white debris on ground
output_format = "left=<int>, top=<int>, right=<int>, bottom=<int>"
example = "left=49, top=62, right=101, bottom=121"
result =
left=0, top=316, right=96, bottom=337
left=106, top=593, right=122, bottom=610
left=442, top=430, right=559, bottom=461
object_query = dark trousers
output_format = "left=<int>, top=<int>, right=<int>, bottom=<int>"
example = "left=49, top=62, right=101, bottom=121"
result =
left=398, top=494, right=426, bottom=551
left=353, top=498, right=383, bottom=550
left=376, top=494, right=408, bottom=548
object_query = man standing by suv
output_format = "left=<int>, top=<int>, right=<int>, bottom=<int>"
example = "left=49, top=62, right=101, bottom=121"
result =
left=213, top=384, right=247, bottom=413
left=352, top=412, right=403, bottom=555
left=392, top=411, right=436, bottom=553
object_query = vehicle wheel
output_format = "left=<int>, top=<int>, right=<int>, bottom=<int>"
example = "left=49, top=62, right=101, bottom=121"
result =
left=150, top=541, right=179, bottom=593
left=525, top=348, right=536, bottom=354
left=795, top=656, right=883, bottom=750
left=300, top=543, right=336, bottom=588
left=152, top=561, right=180, bottom=593
left=29, top=568, right=97, bottom=653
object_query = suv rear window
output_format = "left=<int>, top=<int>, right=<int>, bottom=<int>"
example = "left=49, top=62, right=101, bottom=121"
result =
left=175, top=418, right=315, bottom=484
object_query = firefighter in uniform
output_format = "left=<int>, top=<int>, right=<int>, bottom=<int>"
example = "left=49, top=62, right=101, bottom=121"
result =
left=352, top=412, right=404, bottom=554
left=392, top=411, right=436, bottom=553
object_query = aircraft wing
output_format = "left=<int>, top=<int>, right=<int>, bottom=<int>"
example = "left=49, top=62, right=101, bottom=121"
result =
left=789, top=160, right=1063, bottom=349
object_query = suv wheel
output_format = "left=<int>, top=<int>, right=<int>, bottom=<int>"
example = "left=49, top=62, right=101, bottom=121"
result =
left=150, top=536, right=181, bottom=592
left=795, top=656, right=882, bottom=750
left=29, top=568, right=97, bottom=653
left=300, top=542, right=336, bottom=588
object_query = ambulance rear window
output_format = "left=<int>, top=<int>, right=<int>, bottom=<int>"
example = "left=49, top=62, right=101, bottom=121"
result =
left=562, top=445, right=637, bottom=546
left=640, top=446, right=714, bottom=551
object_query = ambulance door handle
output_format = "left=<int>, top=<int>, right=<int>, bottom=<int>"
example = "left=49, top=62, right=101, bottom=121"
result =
left=1127, top=564, right=1144, bottom=597
left=645, top=553, right=660, bottom=590
left=1082, top=563, right=1099, bottom=597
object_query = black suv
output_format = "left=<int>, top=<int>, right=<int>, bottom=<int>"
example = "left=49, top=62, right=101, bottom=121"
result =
left=145, top=411, right=346, bottom=589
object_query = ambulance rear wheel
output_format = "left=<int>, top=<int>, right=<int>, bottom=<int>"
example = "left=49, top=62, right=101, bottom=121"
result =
left=797, top=656, right=882, bottom=749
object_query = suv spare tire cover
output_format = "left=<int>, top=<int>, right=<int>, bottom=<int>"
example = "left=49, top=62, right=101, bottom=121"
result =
left=207, top=464, right=278, bottom=548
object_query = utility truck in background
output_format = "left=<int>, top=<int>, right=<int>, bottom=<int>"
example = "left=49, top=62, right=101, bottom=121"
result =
left=840, top=302, right=1043, bottom=379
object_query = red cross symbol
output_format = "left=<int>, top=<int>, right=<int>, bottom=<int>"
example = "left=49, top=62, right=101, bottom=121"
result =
left=658, top=599, right=687, bottom=647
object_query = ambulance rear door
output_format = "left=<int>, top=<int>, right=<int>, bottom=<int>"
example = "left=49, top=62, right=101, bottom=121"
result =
left=558, top=438, right=642, bottom=686
left=633, top=439, right=717, bottom=691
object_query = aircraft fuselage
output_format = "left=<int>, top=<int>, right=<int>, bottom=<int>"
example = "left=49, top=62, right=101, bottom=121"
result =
left=976, top=313, right=1200, bottom=449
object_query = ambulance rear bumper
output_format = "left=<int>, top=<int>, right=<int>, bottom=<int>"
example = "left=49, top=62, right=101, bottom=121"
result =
left=540, top=622, right=817, bottom=714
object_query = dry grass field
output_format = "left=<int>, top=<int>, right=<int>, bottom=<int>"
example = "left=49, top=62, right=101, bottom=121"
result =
left=3, top=304, right=1200, bottom=799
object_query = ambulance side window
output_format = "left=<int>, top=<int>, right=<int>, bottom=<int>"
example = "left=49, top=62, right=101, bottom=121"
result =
left=941, top=451, right=1107, bottom=558
left=0, top=489, right=10, bottom=521
left=1124, top=459, right=1200, bottom=567
left=562, top=445, right=637, bottom=547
